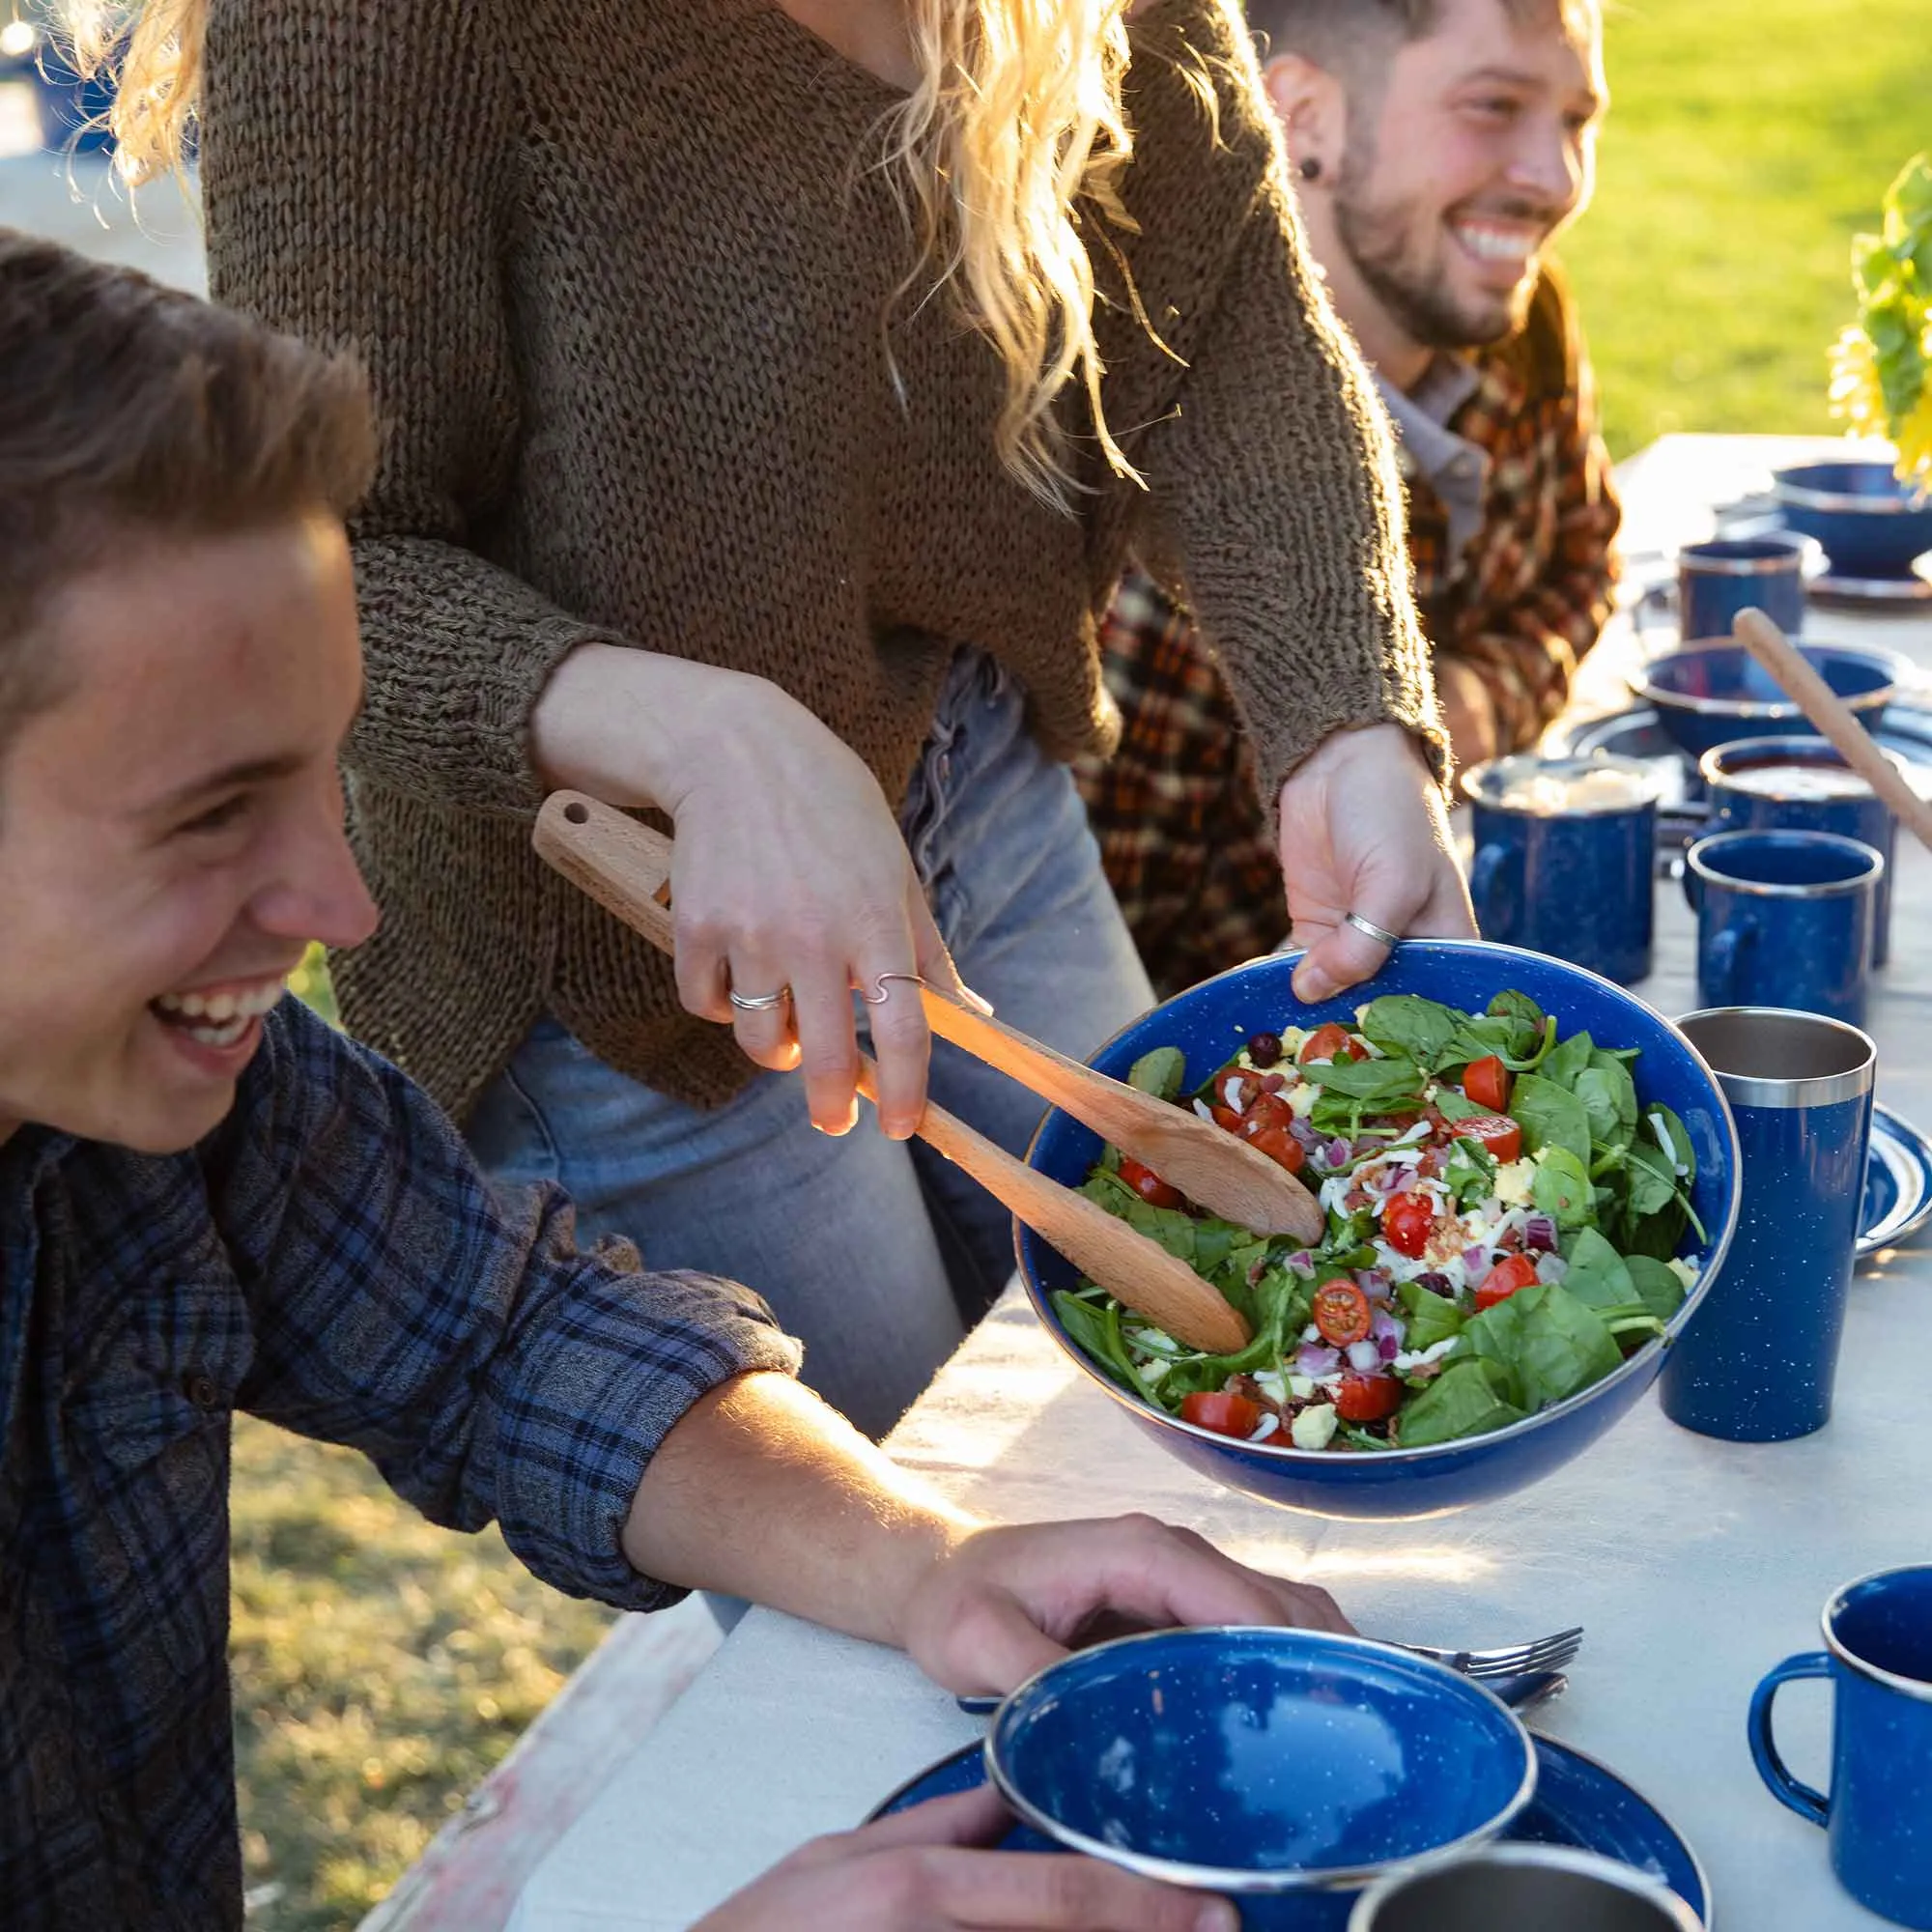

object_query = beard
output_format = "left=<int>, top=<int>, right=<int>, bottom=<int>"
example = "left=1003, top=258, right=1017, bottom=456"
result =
left=1331, top=161, right=1547, bottom=352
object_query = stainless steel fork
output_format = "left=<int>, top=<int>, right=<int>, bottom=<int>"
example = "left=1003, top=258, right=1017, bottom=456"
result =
left=1396, top=1626, right=1584, bottom=1680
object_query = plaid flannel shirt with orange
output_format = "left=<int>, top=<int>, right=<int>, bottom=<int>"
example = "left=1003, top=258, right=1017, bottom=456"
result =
left=1078, top=269, right=1621, bottom=997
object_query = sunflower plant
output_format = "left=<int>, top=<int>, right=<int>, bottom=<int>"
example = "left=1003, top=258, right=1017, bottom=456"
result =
left=1829, top=154, right=1932, bottom=487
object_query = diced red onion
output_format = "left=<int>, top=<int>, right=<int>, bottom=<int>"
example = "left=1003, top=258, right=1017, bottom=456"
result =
left=1325, top=1137, right=1351, bottom=1168
left=1286, top=1250, right=1315, bottom=1274
left=1536, top=1253, right=1570, bottom=1285
left=1415, top=1271, right=1453, bottom=1297
left=1290, top=1118, right=1321, bottom=1148
left=1346, top=1338, right=1382, bottom=1374
left=1294, top=1342, right=1342, bottom=1378
left=1463, top=1244, right=1491, bottom=1274
left=1371, top=1309, right=1405, bottom=1360
left=1357, top=1268, right=1392, bottom=1300
left=1524, top=1214, right=1558, bottom=1253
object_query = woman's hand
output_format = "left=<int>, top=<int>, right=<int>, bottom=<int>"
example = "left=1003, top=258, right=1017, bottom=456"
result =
left=694, top=1786, right=1236, bottom=1932
left=1274, top=724, right=1475, bottom=1005
left=532, top=645, right=979, bottom=1138
left=894, top=1515, right=1352, bottom=1701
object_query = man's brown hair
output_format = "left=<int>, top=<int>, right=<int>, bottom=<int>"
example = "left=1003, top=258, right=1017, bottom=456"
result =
left=1245, top=0, right=1597, bottom=71
left=0, top=229, right=376, bottom=753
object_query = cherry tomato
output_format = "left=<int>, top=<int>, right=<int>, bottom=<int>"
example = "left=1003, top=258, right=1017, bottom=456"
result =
left=1209, top=1104, right=1242, bottom=1133
left=1382, top=1191, right=1436, bottom=1260
left=1180, top=1390, right=1264, bottom=1438
left=1474, top=1253, right=1541, bottom=1310
left=1118, top=1156, right=1183, bottom=1209
left=1239, top=1094, right=1295, bottom=1137
left=1212, top=1067, right=1263, bottom=1111
left=1463, top=1055, right=1513, bottom=1114
left=1335, top=1372, right=1404, bottom=1423
left=1247, top=1124, right=1307, bottom=1175
left=1454, top=1114, right=1523, bottom=1164
left=1299, top=1023, right=1366, bottom=1065
left=1312, top=1279, right=1373, bottom=1347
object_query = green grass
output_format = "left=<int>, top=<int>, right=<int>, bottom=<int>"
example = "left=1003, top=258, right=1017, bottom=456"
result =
left=227, top=19, right=1932, bottom=1926
left=1562, top=0, right=1932, bottom=457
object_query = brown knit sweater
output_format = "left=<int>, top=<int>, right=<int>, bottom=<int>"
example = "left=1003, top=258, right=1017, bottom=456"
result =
left=201, top=0, right=1438, bottom=1119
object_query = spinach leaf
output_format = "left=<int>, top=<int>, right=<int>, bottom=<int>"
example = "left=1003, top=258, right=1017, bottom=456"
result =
left=1445, top=1136, right=1499, bottom=1210
left=1460, top=1280, right=1623, bottom=1410
left=1126, top=1046, right=1187, bottom=1102
left=1559, top=1227, right=1637, bottom=1309
left=1512, top=1073, right=1594, bottom=1165
left=1397, top=1279, right=1467, bottom=1351
left=1398, top=1357, right=1526, bottom=1446
left=1576, top=1053, right=1639, bottom=1151
left=1357, top=996, right=1463, bottom=1069
left=1053, top=1291, right=1147, bottom=1397
left=1080, top=1171, right=1258, bottom=1282
left=1619, top=1140, right=1680, bottom=1218
left=1539, top=1029, right=1595, bottom=1093
left=1486, top=989, right=1548, bottom=1059
left=1532, top=1146, right=1596, bottom=1229
left=1299, top=1053, right=1427, bottom=1107
left=1625, top=1254, right=1690, bottom=1322
left=1432, top=1087, right=1492, bottom=1124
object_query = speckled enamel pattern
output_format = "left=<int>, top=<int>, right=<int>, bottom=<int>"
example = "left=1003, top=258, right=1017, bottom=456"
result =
left=1773, top=460, right=1932, bottom=581
left=1675, top=535, right=1810, bottom=643
left=1684, top=829, right=1883, bottom=1028
left=1660, top=1009, right=1876, bottom=1442
left=1466, top=757, right=1659, bottom=984
left=1751, top=1565, right=1932, bottom=1928
left=872, top=1728, right=1710, bottom=1931
left=1702, top=736, right=1900, bottom=965
left=1017, top=942, right=1743, bottom=1520
left=1633, top=640, right=1907, bottom=761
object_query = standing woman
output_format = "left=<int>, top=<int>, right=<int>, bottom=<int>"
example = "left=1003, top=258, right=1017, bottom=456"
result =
left=72, top=0, right=1473, bottom=1435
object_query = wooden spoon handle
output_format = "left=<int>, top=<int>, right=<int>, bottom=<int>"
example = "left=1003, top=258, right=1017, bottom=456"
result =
left=915, top=987, right=1324, bottom=1242
left=531, top=792, right=1253, bottom=1353
left=1733, top=608, right=1932, bottom=856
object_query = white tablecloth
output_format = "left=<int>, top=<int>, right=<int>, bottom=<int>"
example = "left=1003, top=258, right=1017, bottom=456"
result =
left=510, top=438, right=1929, bottom=1930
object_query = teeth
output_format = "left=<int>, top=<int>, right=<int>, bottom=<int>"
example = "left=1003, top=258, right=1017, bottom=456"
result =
left=184, top=1015, right=252, bottom=1048
left=154, top=976, right=288, bottom=1028
left=1455, top=222, right=1538, bottom=264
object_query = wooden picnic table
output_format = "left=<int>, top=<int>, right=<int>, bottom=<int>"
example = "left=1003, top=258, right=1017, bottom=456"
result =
left=503, top=435, right=1931, bottom=1931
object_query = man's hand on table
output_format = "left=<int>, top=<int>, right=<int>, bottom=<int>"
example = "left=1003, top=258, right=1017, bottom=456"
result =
left=693, top=1784, right=1237, bottom=1932
left=1275, top=723, right=1476, bottom=1005
left=895, top=1515, right=1352, bottom=1700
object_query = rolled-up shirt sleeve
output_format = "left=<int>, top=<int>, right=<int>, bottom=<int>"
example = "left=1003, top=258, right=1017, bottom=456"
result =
left=208, top=1002, right=802, bottom=1609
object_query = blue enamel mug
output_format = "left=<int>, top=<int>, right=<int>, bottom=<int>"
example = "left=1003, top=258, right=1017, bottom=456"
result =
left=1701, top=736, right=1901, bottom=967
left=1659, top=1009, right=1875, bottom=1442
left=1683, top=828, right=1883, bottom=1028
left=1464, top=755, right=1660, bottom=984
left=1677, top=534, right=1809, bottom=640
left=1750, top=1565, right=1932, bottom=1928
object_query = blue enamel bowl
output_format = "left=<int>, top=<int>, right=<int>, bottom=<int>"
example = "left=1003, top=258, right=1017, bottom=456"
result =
left=1774, top=460, right=1932, bottom=580
left=985, top=1628, right=1537, bottom=1931
left=1631, top=641, right=1909, bottom=761
left=1017, top=942, right=1741, bottom=1520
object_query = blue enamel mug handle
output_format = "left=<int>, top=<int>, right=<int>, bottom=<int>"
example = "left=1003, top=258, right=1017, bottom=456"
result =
left=1467, top=843, right=1522, bottom=936
left=1703, top=923, right=1748, bottom=1005
left=1748, top=1652, right=1833, bottom=1827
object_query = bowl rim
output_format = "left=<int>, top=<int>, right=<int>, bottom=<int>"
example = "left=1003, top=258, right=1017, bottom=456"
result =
left=1017, top=938, right=1743, bottom=1470
left=1630, top=640, right=1910, bottom=720
left=981, top=1624, right=1538, bottom=1894
left=1773, top=462, right=1932, bottom=517
left=1346, top=1839, right=1707, bottom=1931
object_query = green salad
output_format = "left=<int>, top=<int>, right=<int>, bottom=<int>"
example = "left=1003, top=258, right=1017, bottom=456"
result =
left=1054, top=990, right=1706, bottom=1452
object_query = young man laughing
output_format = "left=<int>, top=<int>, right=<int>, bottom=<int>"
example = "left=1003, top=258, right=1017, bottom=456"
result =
left=0, top=233, right=1345, bottom=1931
left=1083, top=0, right=1621, bottom=996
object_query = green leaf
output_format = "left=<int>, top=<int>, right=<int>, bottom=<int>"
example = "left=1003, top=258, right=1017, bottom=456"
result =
left=1446, top=1136, right=1499, bottom=1210
left=1460, top=1281, right=1624, bottom=1411
left=1533, top=1146, right=1596, bottom=1229
left=1298, top=1053, right=1427, bottom=1107
left=1576, top=1052, right=1639, bottom=1150
left=1512, top=1073, right=1593, bottom=1166
left=1539, top=1030, right=1595, bottom=1092
left=1357, top=996, right=1464, bottom=1070
left=1397, top=1278, right=1467, bottom=1351
left=1397, top=1357, right=1526, bottom=1447
left=1487, top=990, right=1548, bottom=1056
left=1053, top=1291, right=1146, bottom=1397
left=1126, top=1046, right=1187, bottom=1102
left=1559, top=1227, right=1636, bottom=1309
left=1432, top=1087, right=1492, bottom=1124
left=1625, top=1254, right=1690, bottom=1322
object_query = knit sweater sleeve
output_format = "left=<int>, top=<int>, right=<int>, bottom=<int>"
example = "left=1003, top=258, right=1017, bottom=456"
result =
left=1125, top=0, right=1447, bottom=800
left=200, top=0, right=613, bottom=815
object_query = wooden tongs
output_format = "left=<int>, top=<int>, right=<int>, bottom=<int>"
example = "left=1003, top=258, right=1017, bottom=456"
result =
left=533, top=792, right=1326, bottom=1352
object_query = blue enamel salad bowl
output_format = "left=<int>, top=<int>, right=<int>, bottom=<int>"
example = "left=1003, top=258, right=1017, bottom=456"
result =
left=986, top=1627, right=1536, bottom=1931
left=1631, top=641, right=1909, bottom=761
left=1774, top=460, right=1932, bottom=580
left=1018, top=941, right=1742, bottom=1520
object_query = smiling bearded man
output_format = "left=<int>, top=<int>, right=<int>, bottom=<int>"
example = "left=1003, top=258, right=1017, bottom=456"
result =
left=1082, top=0, right=1621, bottom=997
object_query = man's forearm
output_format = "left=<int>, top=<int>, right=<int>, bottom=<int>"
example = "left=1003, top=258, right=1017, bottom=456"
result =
left=620, top=1372, right=977, bottom=1644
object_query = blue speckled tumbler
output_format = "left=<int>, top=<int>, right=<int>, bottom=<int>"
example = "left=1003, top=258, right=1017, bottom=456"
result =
left=1660, top=1009, right=1875, bottom=1442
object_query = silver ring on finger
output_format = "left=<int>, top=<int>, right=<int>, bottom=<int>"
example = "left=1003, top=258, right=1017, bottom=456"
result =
left=728, top=984, right=793, bottom=1014
left=858, top=972, right=926, bottom=1007
left=1343, top=910, right=1402, bottom=951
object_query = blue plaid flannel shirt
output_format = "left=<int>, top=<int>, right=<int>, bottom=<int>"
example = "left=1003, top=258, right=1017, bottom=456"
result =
left=0, top=998, right=802, bottom=1928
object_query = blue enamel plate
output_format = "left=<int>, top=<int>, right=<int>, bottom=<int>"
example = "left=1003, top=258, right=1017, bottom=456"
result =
left=1861, top=1104, right=1932, bottom=1263
left=868, top=1735, right=1711, bottom=1927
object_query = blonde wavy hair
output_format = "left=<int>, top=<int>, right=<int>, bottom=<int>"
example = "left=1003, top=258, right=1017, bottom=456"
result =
left=63, top=0, right=1167, bottom=507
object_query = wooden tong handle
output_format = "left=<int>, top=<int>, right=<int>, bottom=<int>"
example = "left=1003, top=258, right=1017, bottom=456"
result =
left=1733, top=608, right=1932, bottom=856
left=532, top=792, right=1252, bottom=1353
